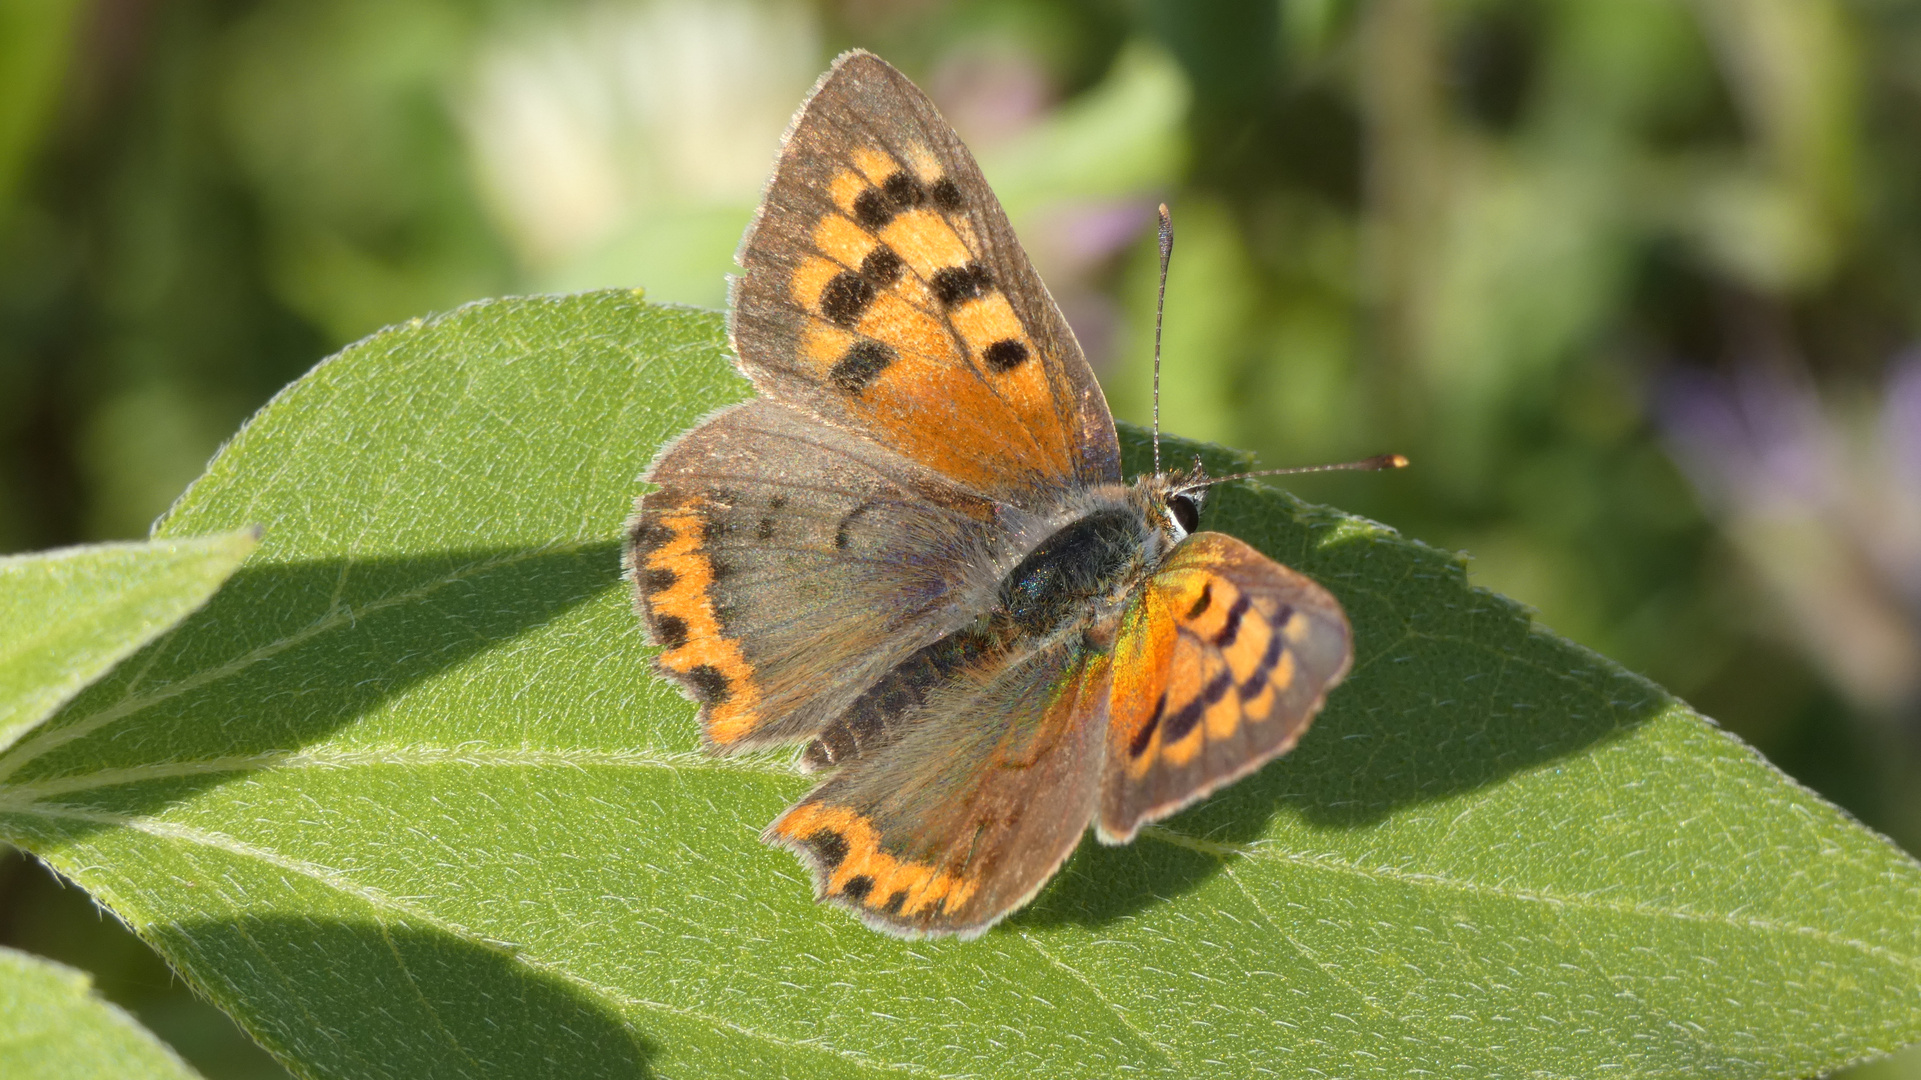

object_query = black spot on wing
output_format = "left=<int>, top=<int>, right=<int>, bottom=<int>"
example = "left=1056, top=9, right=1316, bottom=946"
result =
left=840, top=874, right=875, bottom=902
left=852, top=170, right=926, bottom=229
left=820, top=270, right=877, bottom=327
left=1162, top=670, right=1233, bottom=744
left=755, top=517, right=776, bottom=540
left=830, top=340, right=896, bottom=395
left=1128, top=692, right=1167, bottom=759
left=983, top=338, right=1029, bottom=371
left=931, top=262, right=992, bottom=308
left=882, top=171, right=924, bottom=208
left=628, top=519, right=674, bottom=557
left=686, top=664, right=731, bottom=704
left=860, top=247, right=903, bottom=285
left=853, top=188, right=892, bottom=229
left=1239, top=631, right=1286, bottom=701
left=804, top=830, right=848, bottom=872
left=835, top=502, right=874, bottom=550
left=881, top=890, right=908, bottom=915
left=651, top=615, right=688, bottom=651
left=930, top=177, right=963, bottom=211
left=1185, top=583, right=1213, bottom=620
left=1215, top=593, right=1252, bottom=648
left=642, top=567, right=676, bottom=593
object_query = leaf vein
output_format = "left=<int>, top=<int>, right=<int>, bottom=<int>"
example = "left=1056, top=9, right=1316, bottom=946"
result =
left=0, top=744, right=796, bottom=804
left=1223, top=862, right=1552, bottom=1080
left=1018, top=932, right=1184, bottom=1074
left=1147, top=827, right=1921, bottom=973
left=0, top=542, right=607, bottom=784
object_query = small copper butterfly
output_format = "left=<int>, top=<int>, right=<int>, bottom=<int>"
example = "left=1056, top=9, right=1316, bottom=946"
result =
left=625, top=51, right=1384, bottom=938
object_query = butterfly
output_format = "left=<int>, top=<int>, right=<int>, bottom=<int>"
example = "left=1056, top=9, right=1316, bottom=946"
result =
left=625, top=50, right=1373, bottom=939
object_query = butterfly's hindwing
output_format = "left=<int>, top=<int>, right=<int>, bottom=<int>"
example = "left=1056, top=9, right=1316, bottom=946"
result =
left=627, top=399, right=1010, bottom=751
left=733, top=51, right=1119, bottom=506
left=765, top=638, right=1109, bottom=939
left=1097, top=532, right=1353, bottom=843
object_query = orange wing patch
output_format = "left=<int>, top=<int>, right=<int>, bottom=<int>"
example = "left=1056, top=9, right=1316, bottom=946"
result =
left=879, top=208, right=971, bottom=276
left=767, top=803, right=980, bottom=920
left=852, top=146, right=897, bottom=185
left=629, top=501, right=763, bottom=748
left=783, top=147, right=1075, bottom=494
left=808, top=215, right=882, bottom=277
left=857, top=291, right=956, bottom=362
left=1108, top=559, right=1302, bottom=779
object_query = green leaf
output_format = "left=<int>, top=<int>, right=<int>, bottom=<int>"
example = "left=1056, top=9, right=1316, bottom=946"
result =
left=0, top=291, right=1916, bottom=1079
left=0, top=532, right=258, bottom=753
left=0, top=945, right=207, bottom=1080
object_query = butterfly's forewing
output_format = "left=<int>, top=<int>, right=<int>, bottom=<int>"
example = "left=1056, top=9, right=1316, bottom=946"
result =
left=764, top=637, right=1110, bottom=938
left=1098, top=533, right=1352, bottom=843
left=629, top=400, right=1008, bottom=751
left=733, top=50, right=1120, bottom=508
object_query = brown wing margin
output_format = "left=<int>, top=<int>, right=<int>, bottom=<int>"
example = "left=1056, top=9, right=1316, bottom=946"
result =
left=731, top=50, right=1121, bottom=507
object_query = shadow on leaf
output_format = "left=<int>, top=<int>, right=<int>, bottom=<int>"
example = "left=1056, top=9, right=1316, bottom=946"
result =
left=156, top=915, right=655, bottom=1080
left=1018, top=431, right=1670, bottom=931
left=0, top=541, right=627, bottom=831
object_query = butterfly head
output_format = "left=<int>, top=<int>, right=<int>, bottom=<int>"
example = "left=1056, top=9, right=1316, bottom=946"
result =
left=1160, top=455, right=1214, bottom=541
left=1127, top=455, right=1212, bottom=553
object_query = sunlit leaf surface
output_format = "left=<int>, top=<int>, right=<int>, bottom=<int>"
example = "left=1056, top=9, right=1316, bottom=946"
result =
left=0, top=293, right=1915, bottom=1079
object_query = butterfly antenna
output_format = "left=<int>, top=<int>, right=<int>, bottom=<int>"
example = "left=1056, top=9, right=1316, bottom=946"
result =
left=1177, top=453, right=1410, bottom=492
left=1152, top=203, right=1173, bottom=476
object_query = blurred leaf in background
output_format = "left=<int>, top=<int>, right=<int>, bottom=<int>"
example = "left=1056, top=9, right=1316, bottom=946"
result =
left=220, top=0, right=512, bottom=343
left=1, top=946, right=207, bottom=1080
left=2, top=0, right=1920, bottom=1076
left=464, top=0, right=822, bottom=306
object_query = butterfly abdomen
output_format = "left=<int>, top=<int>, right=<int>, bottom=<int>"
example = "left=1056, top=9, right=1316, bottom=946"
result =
left=802, top=618, right=1007, bottom=769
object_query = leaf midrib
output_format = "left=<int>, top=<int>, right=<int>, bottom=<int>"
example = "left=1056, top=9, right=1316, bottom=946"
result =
left=5, top=768, right=1909, bottom=977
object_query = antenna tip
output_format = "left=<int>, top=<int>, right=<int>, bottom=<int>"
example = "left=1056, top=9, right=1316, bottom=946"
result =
left=1158, top=202, right=1170, bottom=219
left=1376, top=453, right=1410, bottom=470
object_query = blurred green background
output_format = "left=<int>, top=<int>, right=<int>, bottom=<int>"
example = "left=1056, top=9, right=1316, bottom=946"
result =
left=2, top=0, right=1918, bottom=1076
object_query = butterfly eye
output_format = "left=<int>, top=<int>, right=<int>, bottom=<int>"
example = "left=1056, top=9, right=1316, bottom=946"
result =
left=1167, top=493, right=1200, bottom=535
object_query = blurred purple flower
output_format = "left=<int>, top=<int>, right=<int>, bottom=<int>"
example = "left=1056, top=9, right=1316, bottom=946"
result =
left=1886, top=348, right=1921, bottom=488
left=1657, top=350, right=1921, bottom=716
left=932, top=47, right=1051, bottom=148
left=1877, top=349, right=1921, bottom=607
left=1039, top=199, right=1158, bottom=269
left=1659, top=365, right=1838, bottom=513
